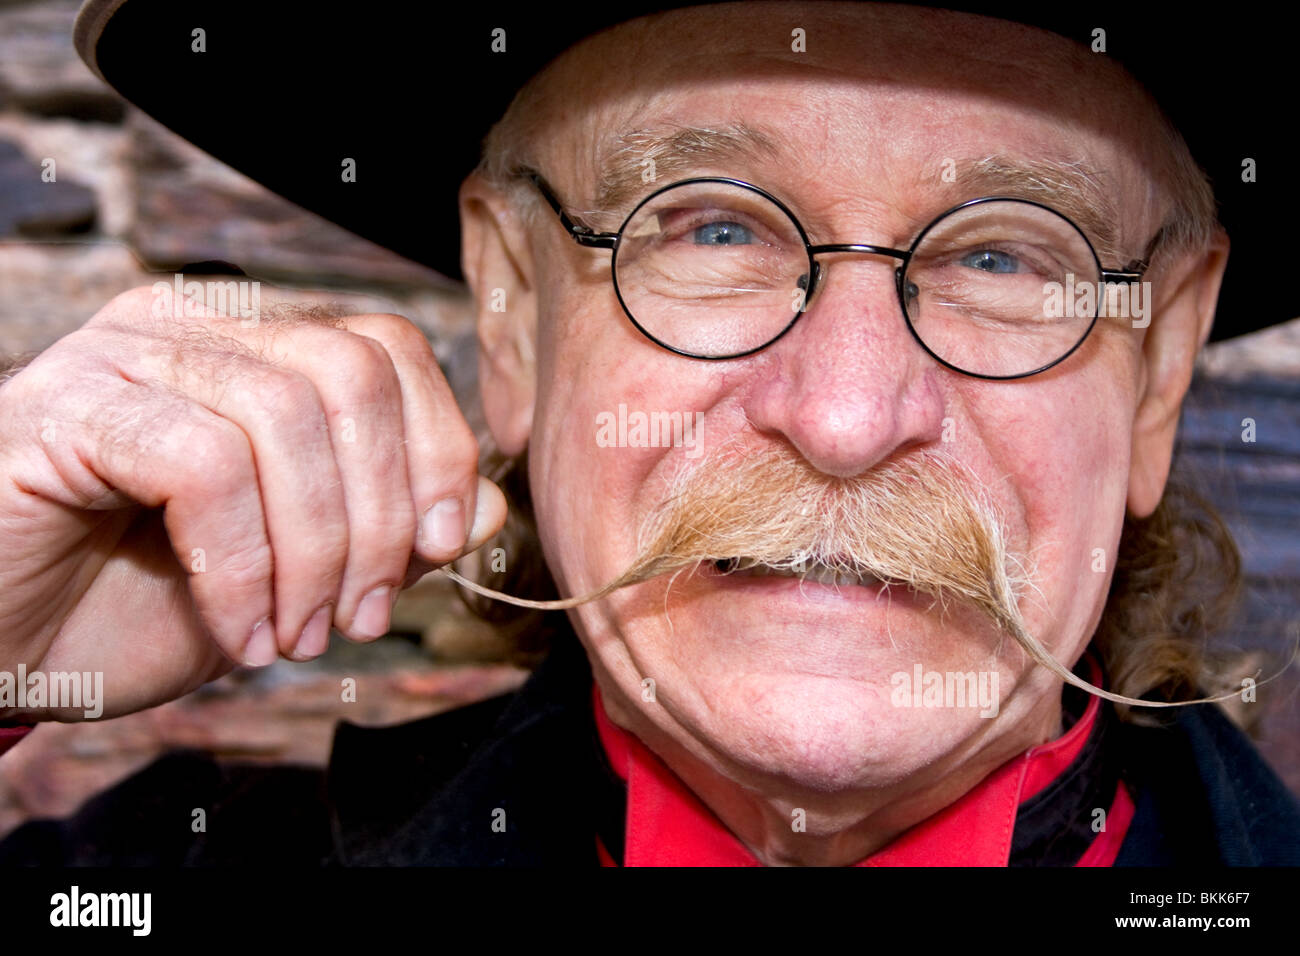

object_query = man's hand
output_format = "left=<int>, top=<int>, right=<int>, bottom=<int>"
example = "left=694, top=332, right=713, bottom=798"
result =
left=0, top=287, right=506, bottom=721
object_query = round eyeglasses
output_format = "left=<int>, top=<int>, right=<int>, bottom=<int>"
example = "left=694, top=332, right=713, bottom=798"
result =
left=522, top=170, right=1156, bottom=379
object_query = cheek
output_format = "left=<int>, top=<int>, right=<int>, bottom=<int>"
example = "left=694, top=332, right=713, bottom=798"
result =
left=528, top=289, right=724, bottom=593
left=975, top=368, right=1136, bottom=645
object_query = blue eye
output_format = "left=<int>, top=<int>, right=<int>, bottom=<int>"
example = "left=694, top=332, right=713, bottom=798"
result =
left=693, top=221, right=754, bottom=245
left=959, top=249, right=1020, bottom=273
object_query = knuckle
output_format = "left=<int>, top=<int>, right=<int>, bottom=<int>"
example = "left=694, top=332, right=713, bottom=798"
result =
left=212, top=538, right=275, bottom=601
left=340, top=333, right=400, bottom=401
left=306, top=524, right=351, bottom=581
left=351, top=313, right=438, bottom=364
left=259, top=367, right=324, bottom=423
left=176, top=420, right=251, bottom=496
left=442, top=422, right=480, bottom=476
left=2, top=332, right=123, bottom=434
left=292, top=472, right=349, bottom=558
left=320, top=526, right=353, bottom=568
left=368, top=428, right=407, bottom=486
left=25, top=327, right=116, bottom=381
left=59, top=326, right=137, bottom=372
left=349, top=311, right=420, bottom=343
left=0, top=349, right=62, bottom=411
left=351, top=503, right=417, bottom=569
left=87, top=285, right=161, bottom=329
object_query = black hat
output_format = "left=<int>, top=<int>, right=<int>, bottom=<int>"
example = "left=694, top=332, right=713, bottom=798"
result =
left=74, top=0, right=1294, bottom=341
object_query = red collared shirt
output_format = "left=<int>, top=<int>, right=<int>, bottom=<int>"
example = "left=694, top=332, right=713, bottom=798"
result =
left=0, top=725, right=30, bottom=758
left=592, top=670, right=1134, bottom=866
left=1, top=664, right=1135, bottom=866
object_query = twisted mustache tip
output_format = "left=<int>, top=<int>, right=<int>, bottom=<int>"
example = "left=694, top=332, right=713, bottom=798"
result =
left=437, top=445, right=1290, bottom=710
left=436, top=563, right=1285, bottom=710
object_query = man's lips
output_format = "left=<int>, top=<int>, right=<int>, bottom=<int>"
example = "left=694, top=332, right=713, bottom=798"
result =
left=712, top=557, right=889, bottom=588
left=702, top=558, right=928, bottom=610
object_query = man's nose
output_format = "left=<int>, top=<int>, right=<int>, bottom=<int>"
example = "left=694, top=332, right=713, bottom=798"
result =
left=742, top=259, right=947, bottom=478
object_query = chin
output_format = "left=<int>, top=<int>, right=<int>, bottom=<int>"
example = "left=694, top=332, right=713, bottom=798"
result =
left=596, top=569, right=1017, bottom=792
left=692, top=670, right=999, bottom=793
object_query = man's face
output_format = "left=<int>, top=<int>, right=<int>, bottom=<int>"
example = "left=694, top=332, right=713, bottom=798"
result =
left=472, top=2, right=1205, bottom=846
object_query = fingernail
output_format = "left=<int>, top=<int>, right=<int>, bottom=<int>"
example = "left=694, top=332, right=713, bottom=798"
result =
left=466, top=476, right=505, bottom=551
left=294, top=605, right=332, bottom=659
left=243, top=618, right=278, bottom=667
left=422, top=497, right=466, bottom=554
left=353, top=585, right=393, bottom=639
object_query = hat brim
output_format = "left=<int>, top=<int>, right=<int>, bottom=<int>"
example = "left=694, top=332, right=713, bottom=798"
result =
left=75, top=0, right=1295, bottom=341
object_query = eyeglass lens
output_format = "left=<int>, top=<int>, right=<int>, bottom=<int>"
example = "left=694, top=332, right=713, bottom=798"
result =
left=612, top=180, right=1102, bottom=377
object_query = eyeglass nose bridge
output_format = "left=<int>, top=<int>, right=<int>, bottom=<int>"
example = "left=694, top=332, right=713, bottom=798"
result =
left=801, top=243, right=913, bottom=307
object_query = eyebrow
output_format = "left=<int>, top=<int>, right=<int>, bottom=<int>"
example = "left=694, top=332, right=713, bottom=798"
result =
left=591, top=123, right=782, bottom=215
left=587, top=124, right=1128, bottom=265
left=948, top=157, right=1123, bottom=263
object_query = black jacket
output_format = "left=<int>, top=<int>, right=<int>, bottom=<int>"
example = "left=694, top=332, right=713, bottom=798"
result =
left=2, top=630, right=1297, bottom=866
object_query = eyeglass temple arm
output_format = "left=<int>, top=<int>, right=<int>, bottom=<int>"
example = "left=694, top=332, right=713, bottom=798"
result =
left=1101, top=225, right=1166, bottom=284
left=517, top=168, right=619, bottom=249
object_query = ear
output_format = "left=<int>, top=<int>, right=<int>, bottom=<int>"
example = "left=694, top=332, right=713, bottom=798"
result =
left=1127, top=228, right=1230, bottom=518
left=459, top=172, right=538, bottom=458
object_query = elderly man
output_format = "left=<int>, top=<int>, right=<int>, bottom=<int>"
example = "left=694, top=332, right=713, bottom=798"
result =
left=0, top=0, right=1295, bottom=868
